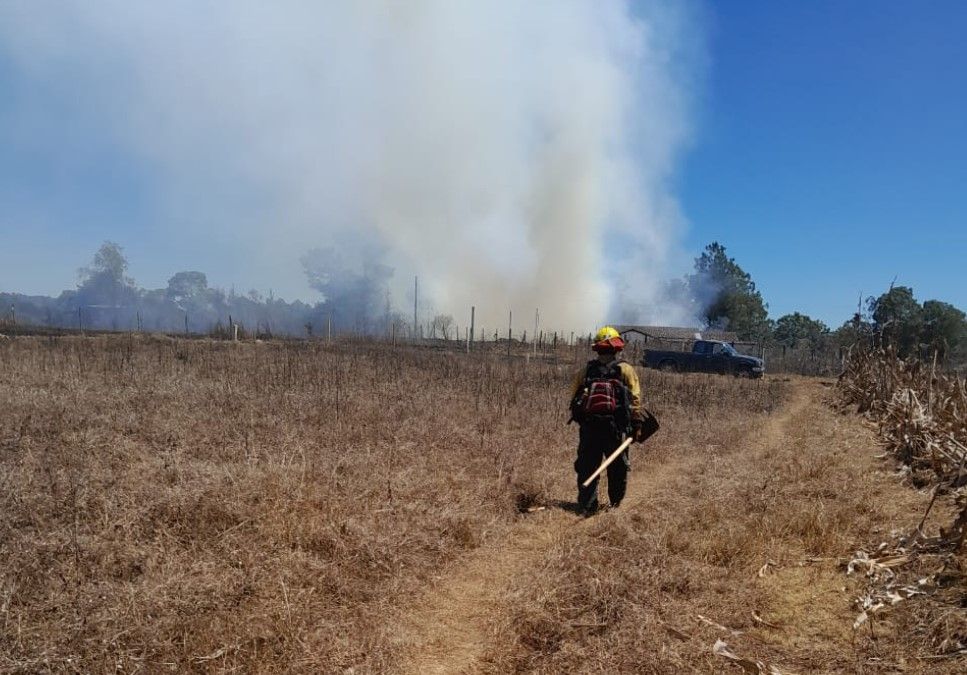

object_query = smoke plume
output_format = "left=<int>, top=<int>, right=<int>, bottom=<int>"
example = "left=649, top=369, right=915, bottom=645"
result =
left=0, top=1, right=703, bottom=332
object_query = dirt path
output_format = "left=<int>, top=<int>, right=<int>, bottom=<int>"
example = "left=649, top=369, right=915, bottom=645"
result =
left=394, top=512, right=566, bottom=674
left=394, top=380, right=895, bottom=673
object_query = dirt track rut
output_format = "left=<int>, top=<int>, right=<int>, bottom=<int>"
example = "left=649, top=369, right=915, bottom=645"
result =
left=396, top=382, right=816, bottom=673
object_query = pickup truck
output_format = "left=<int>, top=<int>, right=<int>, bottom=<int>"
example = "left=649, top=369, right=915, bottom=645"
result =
left=642, top=340, right=765, bottom=378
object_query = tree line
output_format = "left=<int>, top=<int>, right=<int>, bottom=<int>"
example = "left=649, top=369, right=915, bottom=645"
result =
left=3, top=240, right=965, bottom=364
left=682, top=242, right=966, bottom=362
left=1, top=242, right=396, bottom=337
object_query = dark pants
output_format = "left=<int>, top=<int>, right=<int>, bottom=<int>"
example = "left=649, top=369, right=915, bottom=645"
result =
left=574, top=422, right=629, bottom=510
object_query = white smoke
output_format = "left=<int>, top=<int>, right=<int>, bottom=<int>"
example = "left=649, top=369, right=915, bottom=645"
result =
left=0, top=1, right=703, bottom=332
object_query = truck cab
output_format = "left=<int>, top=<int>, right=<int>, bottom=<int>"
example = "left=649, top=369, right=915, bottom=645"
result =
left=693, top=340, right=736, bottom=372
left=642, top=339, right=765, bottom=377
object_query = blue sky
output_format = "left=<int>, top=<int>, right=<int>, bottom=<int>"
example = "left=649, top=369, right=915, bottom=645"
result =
left=1, top=2, right=964, bottom=328
left=678, top=1, right=966, bottom=326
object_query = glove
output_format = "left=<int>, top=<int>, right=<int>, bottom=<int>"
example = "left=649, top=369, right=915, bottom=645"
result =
left=631, top=410, right=660, bottom=443
left=630, top=419, right=646, bottom=443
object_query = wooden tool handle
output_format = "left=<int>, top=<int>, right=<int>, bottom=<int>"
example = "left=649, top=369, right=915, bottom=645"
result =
left=582, top=436, right=634, bottom=487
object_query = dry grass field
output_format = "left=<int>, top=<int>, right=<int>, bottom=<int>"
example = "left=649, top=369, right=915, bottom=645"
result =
left=0, top=335, right=960, bottom=673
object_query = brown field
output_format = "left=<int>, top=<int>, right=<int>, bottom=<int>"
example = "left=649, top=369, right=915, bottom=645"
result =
left=0, top=335, right=960, bottom=673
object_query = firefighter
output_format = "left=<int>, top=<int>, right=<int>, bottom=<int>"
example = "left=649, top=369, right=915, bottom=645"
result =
left=569, top=326, right=647, bottom=515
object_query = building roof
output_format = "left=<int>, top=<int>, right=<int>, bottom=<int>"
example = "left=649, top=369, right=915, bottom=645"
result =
left=614, top=325, right=740, bottom=343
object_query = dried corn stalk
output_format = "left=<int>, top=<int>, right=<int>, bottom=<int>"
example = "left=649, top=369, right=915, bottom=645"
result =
left=837, top=347, right=967, bottom=657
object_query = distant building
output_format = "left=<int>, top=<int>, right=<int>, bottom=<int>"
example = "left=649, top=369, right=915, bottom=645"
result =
left=613, top=325, right=760, bottom=357
left=613, top=325, right=738, bottom=345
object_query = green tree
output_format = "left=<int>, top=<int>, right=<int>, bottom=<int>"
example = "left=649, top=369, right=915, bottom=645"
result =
left=688, top=242, right=771, bottom=341
left=921, top=299, right=967, bottom=359
left=833, top=311, right=874, bottom=350
left=166, top=271, right=209, bottom=306
left=869, top=286, right=922, bottom=356
left=79, top=241, right=130, bottom=286
left=773, top=312, right=829, bottom=347
left=76, top=241, right=137, bottom=307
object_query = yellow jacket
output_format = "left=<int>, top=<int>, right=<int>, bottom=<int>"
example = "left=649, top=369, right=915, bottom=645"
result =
left=569, top=359, right=643, bottom=420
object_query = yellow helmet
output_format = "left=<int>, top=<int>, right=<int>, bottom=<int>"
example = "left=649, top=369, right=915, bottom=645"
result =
left=592, top=326, right=625, bottom=352
left=593, top=326, right=620, bottom=343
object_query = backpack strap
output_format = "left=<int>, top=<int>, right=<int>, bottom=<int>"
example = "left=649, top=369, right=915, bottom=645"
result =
left=585, top=359, right=622, bottom=382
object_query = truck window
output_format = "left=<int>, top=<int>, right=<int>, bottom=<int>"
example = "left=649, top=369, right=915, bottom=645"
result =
left=693, top=341, right=711, bottom=355
left=712, top=343, right=725, bottom=355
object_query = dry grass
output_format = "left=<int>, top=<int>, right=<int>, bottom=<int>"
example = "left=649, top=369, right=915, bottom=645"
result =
left=478, top=377, right=950, bottom=673
left=1, top=335, right=562, bottom=672
left=0, top=335, right=953, bottom=673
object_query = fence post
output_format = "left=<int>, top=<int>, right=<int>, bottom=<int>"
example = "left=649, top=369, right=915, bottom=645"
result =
left=469, top=306, right=475, bottom=352
left=508, top=311, right=513, bottom=358
left=533, top=308, right=539, bottom=357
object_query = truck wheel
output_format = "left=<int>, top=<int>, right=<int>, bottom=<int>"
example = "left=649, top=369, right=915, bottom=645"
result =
left=659, top=360, right=677, bottom=373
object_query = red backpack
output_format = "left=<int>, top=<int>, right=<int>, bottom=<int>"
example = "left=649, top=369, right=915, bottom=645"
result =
left=570, top=360, right=631, bottom=430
